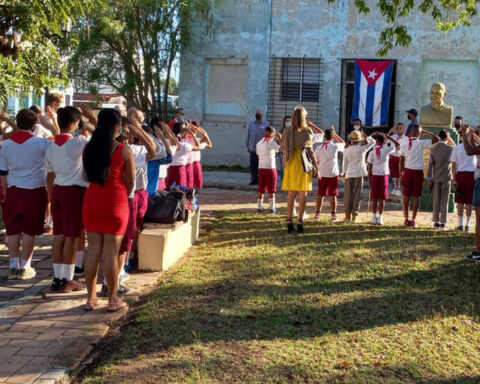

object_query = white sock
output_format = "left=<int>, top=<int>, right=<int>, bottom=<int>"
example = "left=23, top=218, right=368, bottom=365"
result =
left=293, top=206, right=297, bottom=216
left=103, top=277, right=107, bottom=286
left=466, top=216, right=471, bottom=227
left=125, top=251, right=131, bottom=265
left=20, top=258, right=31, bottom=269
left=269, top=197, right=276, bottom=210
left=372, top=213, right=377, bottom=219
left=75, top=251, right=84, bottom=268
left=379, top=214, right=383, bottom=220
left=46, top=216, right=53, bottom=226
left=65, top=264, right=75, bottom=281
left=257, top=198, right=263, bottom=210
left=10, top=257, right=19, bottom=269
left=459, top=216, right=464, bottom=227
left=53, top=263, right=62, bottom=278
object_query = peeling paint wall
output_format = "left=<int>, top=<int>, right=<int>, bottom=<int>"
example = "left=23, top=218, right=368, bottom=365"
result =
left=179, top=0, right=480, bottom=166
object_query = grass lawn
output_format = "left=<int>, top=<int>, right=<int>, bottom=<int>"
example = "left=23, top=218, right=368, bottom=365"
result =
left=80, top=211, right=480, bottom=383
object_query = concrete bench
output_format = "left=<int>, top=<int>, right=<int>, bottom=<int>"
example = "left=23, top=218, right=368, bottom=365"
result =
left=138, top=209, right=201, bottom=272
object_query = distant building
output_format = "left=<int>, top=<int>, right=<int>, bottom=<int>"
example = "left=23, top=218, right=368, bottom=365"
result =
left=179, top=0, right=480, bottom=166
left=7, top=86, right=74, bottom=116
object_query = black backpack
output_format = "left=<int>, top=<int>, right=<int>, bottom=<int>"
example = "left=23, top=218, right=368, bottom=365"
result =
left=144, top=190, right=188, bottom=224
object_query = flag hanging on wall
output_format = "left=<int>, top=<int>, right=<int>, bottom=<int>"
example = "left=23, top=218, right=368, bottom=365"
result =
left=351, top=59, right=394, bottom=127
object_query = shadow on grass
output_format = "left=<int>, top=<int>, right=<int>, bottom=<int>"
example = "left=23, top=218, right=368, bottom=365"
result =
left=80, top=210, right=480, bottom=382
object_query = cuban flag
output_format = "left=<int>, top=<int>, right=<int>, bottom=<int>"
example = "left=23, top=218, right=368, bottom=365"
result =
left=352, top=59, right=394, bottom=127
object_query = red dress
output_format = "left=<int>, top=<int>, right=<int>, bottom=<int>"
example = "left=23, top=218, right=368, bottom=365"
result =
left=82, top=144, right=129, bottom=235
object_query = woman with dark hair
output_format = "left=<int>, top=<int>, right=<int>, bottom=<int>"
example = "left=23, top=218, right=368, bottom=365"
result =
left=82, top=108, right=135, bottom=312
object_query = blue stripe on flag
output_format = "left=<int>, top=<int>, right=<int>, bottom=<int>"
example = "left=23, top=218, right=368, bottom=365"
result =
left=365, top=83, right=375, bottom=126
left=351, top=62, right=361, bottom=122
left=380, top=62, right=393, bottom=126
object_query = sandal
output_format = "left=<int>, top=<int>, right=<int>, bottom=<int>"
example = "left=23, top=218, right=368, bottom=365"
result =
left=297, top=219, right=305, bottom=234
left=314, top=212, right=320, bottom=220
left=84, top=298, right=99, bottom=311
left=287, top=220, right=295, bottom=233
left=107, top=299, right=128, bottom=312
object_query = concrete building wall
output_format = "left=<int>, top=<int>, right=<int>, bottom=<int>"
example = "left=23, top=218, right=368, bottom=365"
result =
left=179, top=0, right=480, bottom=166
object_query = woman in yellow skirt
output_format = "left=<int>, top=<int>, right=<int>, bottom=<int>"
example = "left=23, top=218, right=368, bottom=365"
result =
left=282, top=106, right=318, bottom=233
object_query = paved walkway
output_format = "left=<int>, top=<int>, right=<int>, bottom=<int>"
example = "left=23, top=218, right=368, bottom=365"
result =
left=0, top=173, right=467, bottom=383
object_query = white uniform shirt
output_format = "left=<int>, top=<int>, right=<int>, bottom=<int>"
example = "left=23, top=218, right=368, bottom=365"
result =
left=256, top=138, right=280, bottom=169
left=33, top=124, right=54, bottom=140
left=314, top=141, right=345, bottom=178
left=400, top=137, right=432, bottom=170
left=44, top=135, right=89, bottom=187
left=342, top=137, right=375, bottom=178
left=130, top=144, right=148, bottom=192
left=171, top=142, right=193, bottom=166
left=367, top=144, right=395, bottom=176
left=159, top=145, right=176, bottom=178
left=391, top=133, right=405, bottom=157
left=0, top=135, right=52, bottom=189
left=450, top=143, right=476, bottom=172
left=193, top=141, right=207, bottom=162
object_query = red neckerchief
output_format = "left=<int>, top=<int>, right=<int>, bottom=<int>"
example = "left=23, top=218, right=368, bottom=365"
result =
left=321, top=141, right=331, bottom=150
left=408, top=137, right=418, bottom=149
left=55, top=134, right=72, bottom=147
left=375, top=145, right=383, bottom=158
left=262, top=136, right=272, bottom=143
left=11, top=131, right=33, bottom=144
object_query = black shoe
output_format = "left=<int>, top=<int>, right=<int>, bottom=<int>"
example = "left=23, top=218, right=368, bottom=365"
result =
left=74, top=266, right=84, bottom=278
left=257, top=208, right=265, bottom=213
left=297, top=220, right=304, bottom=234
left=98, top=284, right=108, bottom=297
left=467, top=251, right=480, bottom=262
left=50, top=277, right=61, bottom=292
left=117, top=284, right=130, bottom=295
left=249, top=181, right=258, bottom=186
left=287, top=220, right=295, bottom=233
left=457, top=225, right=464, bottom=231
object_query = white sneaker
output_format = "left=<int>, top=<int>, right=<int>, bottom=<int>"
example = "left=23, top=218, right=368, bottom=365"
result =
left=17, top=266, right=36, bottom=280
left=377, top=216, right=384, bottom=225
left=119, top=269, right=130, bottom=283
left=371, top=216, right=378, bottom=225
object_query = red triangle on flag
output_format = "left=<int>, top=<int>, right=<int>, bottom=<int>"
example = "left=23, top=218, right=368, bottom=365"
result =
left=355, top=59, right=394, bottom=86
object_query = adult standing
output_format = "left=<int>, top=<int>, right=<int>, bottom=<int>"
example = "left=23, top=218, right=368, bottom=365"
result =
left=451, top=116, right=476, bottom=232
left=405, top=108, right=418, bottom=137
left=82, top=109, right=135, bottom=312
left=281, top=106, right=318, bottom=233
left=246, top=109, right=269, bottom=185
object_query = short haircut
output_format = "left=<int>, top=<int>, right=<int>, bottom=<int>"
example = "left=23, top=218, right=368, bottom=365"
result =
left=455, top=115, right=463, bottom=121
left=397, top=122, right=404, bottom=126
left=56, top=106, right=82, bottom=131
left=176, top=108, right=184, bottom=114
left=47, top=93, right=63, bottom=106
left=29, top=105, right=42, bottom=114
left=172, top=121, right=183, bottom=136
left=376, top=133, right=386, bottom=144
left=265, top=126, right=276, bottom=135
left=16, top=109, right=38, bottom=131
left=324, top=128, right=333, bottom=141
left=439, top=130, right=448, bottom=140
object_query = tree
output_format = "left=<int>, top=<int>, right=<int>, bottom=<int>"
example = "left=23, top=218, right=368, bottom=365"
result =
left=0, top=0, right=93, bottom=106
left=68, top=0, right=212, bottom=119
left=335, top=0, right=479, bottom=56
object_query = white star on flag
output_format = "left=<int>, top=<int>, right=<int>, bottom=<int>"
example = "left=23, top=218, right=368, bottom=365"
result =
left=368, top=69, right=377, bottom=79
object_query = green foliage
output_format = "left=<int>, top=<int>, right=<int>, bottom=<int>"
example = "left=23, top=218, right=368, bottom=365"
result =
left=329, top=0, right=480, bottom=56
left=0, top=0, right=92, bottom=105
left=68, top=0, right=213, bottom=118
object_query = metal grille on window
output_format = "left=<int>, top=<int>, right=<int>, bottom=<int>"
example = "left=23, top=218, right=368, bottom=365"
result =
left=267, top=56, right=324, bottom=128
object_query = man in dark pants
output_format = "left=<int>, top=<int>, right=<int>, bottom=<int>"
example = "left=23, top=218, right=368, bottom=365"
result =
left=246, top=109, right=269, bottom=185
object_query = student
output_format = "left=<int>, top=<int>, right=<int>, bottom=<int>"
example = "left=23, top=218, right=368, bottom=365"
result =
left=168, top=108, right=185, bottom=129
left=367, top=133, right=400, bottom=225
left=45, top=93, right=63, bottom=136
left=314, top=126, right=345, bottom=221
left=451, top=116, right=477, bottom=232
left=45, top=106, right=90, bottom=293
left=256, top=126, right=281, bottom=213
left=190, top=121, right=211, bottom=189
left=0, top=109, right=52, bottom=280
left=156, top=123, right=179, bottom=190
left=342, top=130, right=375, bottom=222
left=82, top=109, right=135, bottom=312
left=399, top=124, right=439, bottom=227
left=427, top=130, right=454, bottom=230
left=460, top=127, right=480, bottom=261
left=166, top=122, right=201, bottom=188
left=29, top=105, right=56, bottom=139
left=387, top=122, right=405, bottom=195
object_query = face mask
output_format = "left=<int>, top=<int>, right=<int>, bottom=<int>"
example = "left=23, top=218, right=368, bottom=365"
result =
left=115, top=126, right=123, bottom=139
left=454, top=123, right=461, bottom=129
left=285, top=121, right=291, bottom=128
left=255, top=114, right=262, bottom=120
left=353, top=125, right=361, bottom=130
left=180, top=116, right=185, bottom=121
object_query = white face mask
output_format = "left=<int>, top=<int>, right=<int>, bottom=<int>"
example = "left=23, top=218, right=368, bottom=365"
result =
left=285, top=121, right=291, bottom=128
left=115, top=126, right=123, bottom=139
left=353, top=125, right=361, bottom=130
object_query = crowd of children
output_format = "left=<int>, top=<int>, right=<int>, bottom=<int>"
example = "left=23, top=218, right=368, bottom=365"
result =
left=251, top=106, right=480, bottom=246
left=0, top=98, right=211, bottom=311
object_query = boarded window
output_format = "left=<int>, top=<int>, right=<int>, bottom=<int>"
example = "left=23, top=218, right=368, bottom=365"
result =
left=281, top=58, right=321, bottom=102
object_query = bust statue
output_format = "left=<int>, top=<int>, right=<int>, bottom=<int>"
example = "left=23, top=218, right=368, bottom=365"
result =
left=419, top=82, right=453, bottom=128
